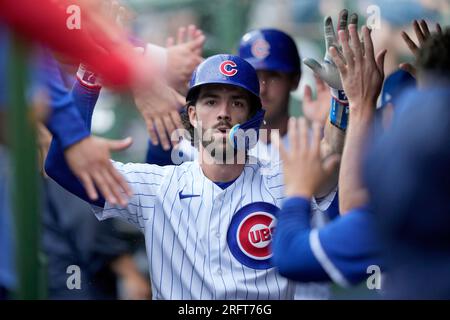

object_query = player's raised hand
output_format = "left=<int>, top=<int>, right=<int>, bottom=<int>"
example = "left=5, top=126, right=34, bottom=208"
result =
left=133, top=79, right=185, bottom=150
left=64, top=136, right=133, bottom=206
left=303, top=9, right=359, bottom=90
left=329, top=24, right=386, bottom=119
left=166, top=25, right=206, bottom=95
left=302, top=75, right=332, bottom=125
left=400, top=20, right=443, bottom=77
left=272, top=118, right=340, bottom=198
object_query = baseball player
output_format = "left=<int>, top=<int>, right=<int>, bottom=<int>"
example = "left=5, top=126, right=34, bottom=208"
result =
left=146, top=27, right=341, bottom=225
left=45, top=52, right=343, bottom=299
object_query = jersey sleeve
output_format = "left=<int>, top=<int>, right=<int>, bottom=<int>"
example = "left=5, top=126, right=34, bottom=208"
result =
left=273, top=197, right=382, bottom=287
left=311, top=207, right=382, bottom=286
left=92, top=162, right=169, bottom=231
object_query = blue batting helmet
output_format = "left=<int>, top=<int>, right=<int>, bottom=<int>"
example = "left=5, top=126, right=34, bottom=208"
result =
left=238, top=28, right=301, bottom=74
left=187, top=54, right=262, bottom=109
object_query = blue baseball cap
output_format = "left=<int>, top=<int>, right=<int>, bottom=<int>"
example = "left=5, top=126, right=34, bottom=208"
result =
left=238, top=28, right=301, bottom=74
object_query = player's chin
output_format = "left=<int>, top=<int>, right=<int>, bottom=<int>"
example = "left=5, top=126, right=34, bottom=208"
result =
left=210, top=141, right=238, bottom=163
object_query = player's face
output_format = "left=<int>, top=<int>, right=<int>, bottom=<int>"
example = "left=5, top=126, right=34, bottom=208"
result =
left=257, top=70, right=299, bottom=124
left=188, top=84, right=252, bottom=159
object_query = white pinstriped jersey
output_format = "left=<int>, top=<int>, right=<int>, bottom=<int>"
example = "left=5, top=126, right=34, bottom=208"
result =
left=93, top=156, right=296, bottom=300
left=175, top=135, right=337, bottom=300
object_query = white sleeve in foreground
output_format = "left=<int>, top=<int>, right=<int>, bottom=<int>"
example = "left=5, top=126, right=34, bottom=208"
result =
left=309, top=228, right=351, bottom=288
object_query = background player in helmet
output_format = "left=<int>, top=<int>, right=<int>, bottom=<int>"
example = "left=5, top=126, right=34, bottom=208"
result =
left=239, top=28, right=343, bottom=299
left=45, top=53, right=341, bottom=299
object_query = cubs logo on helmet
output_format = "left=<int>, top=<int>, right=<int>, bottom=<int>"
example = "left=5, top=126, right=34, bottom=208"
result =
left=227, top=202, right=279, bottom=269
left=219, top=60, right=238, bottom=77
left=251, top=38, right=271, bottom=59
left=239, top=28, right=301, bottom=74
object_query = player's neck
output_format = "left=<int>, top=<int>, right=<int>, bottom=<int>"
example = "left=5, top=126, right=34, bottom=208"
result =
left=198, top=148, right=246, bottom=182
left=262, top=114, right=289, bottom=144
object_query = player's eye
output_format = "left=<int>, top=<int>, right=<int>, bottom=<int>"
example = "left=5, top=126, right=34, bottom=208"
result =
left=232, top=100, right=245, bottom=108
left=205, top=99, right=217, bottom=106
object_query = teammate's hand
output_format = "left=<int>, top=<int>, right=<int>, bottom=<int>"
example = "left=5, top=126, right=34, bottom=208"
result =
left=272, top=118, right=340, bottom=198
left=166, top=25, right=205, bottom=95
left=64, top=136, right=133, bottom=206
left=121, top=271, right=152, bottom=300
left=303, top=9, right=359, bottom=90
left=302, top=75, right=331, bottom=125
left=400, top=20, right=443, bottom=78
left=329, top=24, right=386, bottom=119
left=133, top=80, right=185, bottom=150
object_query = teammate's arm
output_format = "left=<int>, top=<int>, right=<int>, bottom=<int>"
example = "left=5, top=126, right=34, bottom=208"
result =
left=329, top=23, right=386, bottom=214
left=0, top=0, right=146, bottom=88
left=303, top=9, right=356, bottom=198
left=271, top=118, right=381, bottom=285
left=45, top=64, right=132, bottom=207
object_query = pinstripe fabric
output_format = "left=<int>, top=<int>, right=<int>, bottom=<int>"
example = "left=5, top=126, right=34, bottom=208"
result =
left=93, top=158, right=295, bottom=300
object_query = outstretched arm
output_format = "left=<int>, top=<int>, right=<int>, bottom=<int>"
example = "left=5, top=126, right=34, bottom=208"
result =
left=271, top=118, right=381, bottom=285
left=45, top=65, right=132, bottom=206
left=303, top=9, right=358, bottom=198
left=329, top=23, right=386, bottom=213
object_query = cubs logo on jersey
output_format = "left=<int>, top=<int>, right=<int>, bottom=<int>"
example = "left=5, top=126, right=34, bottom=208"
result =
left=227, top=202, right=279, bottom=269
left=251, top=38, right=270, bottom=59
left=219, top=60, right=238, bottom=77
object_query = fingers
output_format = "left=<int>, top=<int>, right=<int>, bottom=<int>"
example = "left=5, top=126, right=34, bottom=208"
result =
left=303, top=84, right=313, bottom=104
left=92, top=170, right=117, bottom=205
left=413, top=20, right=426, bottom=45
left=338, top=29, right=354, bottom=69
left=303, top=58, right=323, bottom=75
left=419, top=19, right=430, bottom=38
left=337, top=9, right=349, bottom=34
left=288, top=117, right=298, bottom=152
left=349, top=24, right=363, bottom=65
left=106, top=137, right=133, bottom=151
left=146, top=120, right=159, bottom=146
left=170, top=110, right=184, bottom=130
left=362, top=26, right=375, bottom=61
left=349, top=13, right=358, bottom=26
left=324, top=16, right=338, bottom=49
left=100, top=167, right=127, bottom=206
left=187, top=24, right=197, bottom=42
left=153, top=117, right=170, bottom=150
left=187, top=32, right=206, bottom=52
left=436, top=23, right=443, bottom=35
left=298, top=118, right=308, bottom=153
left=329, top=45, right=346, bottom=75
left=162, top=114, right=177, bottom=146
left=79, top=172, right=98, bottom=201
left=109, top=163, right=133, bottom=198
left=310, top=122, right=322, bottom=157
left=399, top=62, right=417, bottom=78
left=177, top=26, right=186, bottom=45
left=375, top=49, right=387, bottom=77
left=166, top=36, right=175, bottom=47
left=401, top=31, right=418, bottom=55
